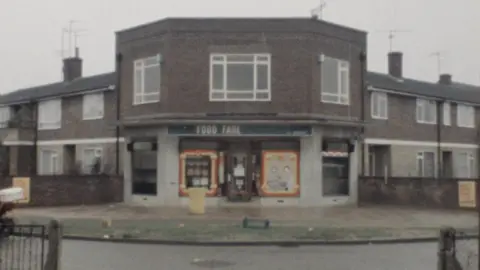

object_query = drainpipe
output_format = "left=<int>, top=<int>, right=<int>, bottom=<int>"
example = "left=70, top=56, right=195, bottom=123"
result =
left=115, top=53, right=123, bottom=176
left=32, top=101, right=38, bottom=175
left=359, top=51, right=367, bottom=176
left=436, top=100, right=442, bottom=178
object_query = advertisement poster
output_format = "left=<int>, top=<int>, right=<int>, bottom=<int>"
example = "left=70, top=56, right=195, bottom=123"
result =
left=261, top=151, right=299, bottom=196
left=12, top=177, right=30, bottom=204
left=458, top=181, right=476, bottom=208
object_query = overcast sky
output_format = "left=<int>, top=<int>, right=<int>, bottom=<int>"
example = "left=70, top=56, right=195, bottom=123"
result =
left=0, top=0, right=478, bottom=93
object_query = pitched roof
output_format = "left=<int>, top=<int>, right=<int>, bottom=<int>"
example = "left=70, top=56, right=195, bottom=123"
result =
left=367, top=71, right=480, bottom=104
left=0, top=72, right=115, bottom=105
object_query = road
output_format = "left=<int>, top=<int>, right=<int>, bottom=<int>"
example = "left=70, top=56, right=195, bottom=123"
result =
left=61, top=240, right=479, bottom=270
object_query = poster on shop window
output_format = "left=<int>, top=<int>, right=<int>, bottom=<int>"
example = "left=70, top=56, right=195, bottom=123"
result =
left=261, top=151, right=299, bottom=196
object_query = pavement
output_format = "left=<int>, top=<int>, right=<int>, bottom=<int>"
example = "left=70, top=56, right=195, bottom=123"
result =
left=60, top=240, right=478, bottom=270
left=11, top=204, right=479, bottom=244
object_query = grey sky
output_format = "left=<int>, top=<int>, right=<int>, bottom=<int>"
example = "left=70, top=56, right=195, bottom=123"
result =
left=1, top=0, right=479, bottom=93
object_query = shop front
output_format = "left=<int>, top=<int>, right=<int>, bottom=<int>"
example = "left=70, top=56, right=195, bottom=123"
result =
left=123, top=123, right=359, bottom=207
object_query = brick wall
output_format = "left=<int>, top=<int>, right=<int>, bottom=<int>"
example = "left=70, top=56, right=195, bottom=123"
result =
left=358, top=176, right=474, bottom=209
left=0, top=175, right=123, bottom=207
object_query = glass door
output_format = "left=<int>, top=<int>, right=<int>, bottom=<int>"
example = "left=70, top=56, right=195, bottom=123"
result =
left=225, top=142, right=252, bottom=201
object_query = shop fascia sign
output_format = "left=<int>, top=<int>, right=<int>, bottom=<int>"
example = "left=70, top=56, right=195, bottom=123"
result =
left=168, top=124, right=312, bottom=136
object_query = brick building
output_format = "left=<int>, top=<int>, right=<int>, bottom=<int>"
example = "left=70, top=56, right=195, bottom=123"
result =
left=0, top=17, right=478, bottom=208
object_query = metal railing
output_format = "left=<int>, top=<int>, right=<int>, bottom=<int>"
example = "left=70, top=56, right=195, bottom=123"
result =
left=0, top=224, right=46, bottom=270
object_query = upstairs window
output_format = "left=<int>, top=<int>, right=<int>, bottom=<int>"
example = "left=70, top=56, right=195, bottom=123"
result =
left=210, top=54, right=271, bottom=101
left=83, top=92, right=104, bottom=120
left=0, top=107, right=11, bottom=128
left=443, top=102, right=451, bottom=126
left=371, top=92, right=388, bottom=119
left=38, top=99, right=61, bottom=130
left=457, top=104, right=475, bottom=128
left=416, top=98, right=436, bottom=124
left=321, top=56, right=350, bottom=105
left=133, top=55, right=161, bottom=105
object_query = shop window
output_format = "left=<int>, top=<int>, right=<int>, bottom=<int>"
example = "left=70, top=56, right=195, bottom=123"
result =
left=322, top=157, right=349, bottom=196
left=130, top=140, right=157, bottom=195
left=179, top=150, right=218, bottom=196
left=185, top=155, right=212, bottom=188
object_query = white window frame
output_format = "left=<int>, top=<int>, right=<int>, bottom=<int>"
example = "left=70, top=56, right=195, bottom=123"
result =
left=82, top=92, right=104, bottom=120
left=39, top=150, right=60, bottom=175
left=442, top=102, right=451, bottom=126
left=209, top=53, right=271, bottom=101
left=457, top=152, right=475, bottom=178
left=416, top=151, right=435, bottom=177
left=370, top=92, right=388, bottom=119
left=416, top=98, right=437, bottom=124
left=82, top=147, right=103, bottom=174
left=320, top=55, right=350, bottom=105
left=133, top=55, right=161, bottom=105
left=457, top=104, right=475, bottom=128
left=0, top=106, right=11, bottom=128
left=38, top=99, right=62, bottom=130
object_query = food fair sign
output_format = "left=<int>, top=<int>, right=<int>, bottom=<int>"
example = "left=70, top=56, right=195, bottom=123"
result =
left=167, top=124, right=312, bottom=136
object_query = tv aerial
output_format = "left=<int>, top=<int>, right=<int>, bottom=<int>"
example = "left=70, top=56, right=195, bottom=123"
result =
left=310, top=0, right=327, bottom=20
left=376, top=29, right=412, bottom=52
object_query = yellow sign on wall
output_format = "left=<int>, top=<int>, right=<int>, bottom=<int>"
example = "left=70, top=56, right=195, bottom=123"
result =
left=12, top=177, right=30, bottom=204
left=458, top=181, right=476, bottom=208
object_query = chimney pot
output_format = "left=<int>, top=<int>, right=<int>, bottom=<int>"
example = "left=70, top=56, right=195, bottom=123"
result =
left=388, top=52, right=403, bottom=78
left=439, top=74, right=452, bottom=85
left=62, top=48, right=82, bottom=82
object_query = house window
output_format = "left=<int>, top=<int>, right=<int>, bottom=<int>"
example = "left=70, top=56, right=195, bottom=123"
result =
left=82, top=147, right=103, bottom=174
left=0, top=107, right=11, bottom=128
left=371, top=92, right=388, bottom=119
left=456, top=152, right=475, bottom=178
left=416, top=98, right=437, bottom=124
left=457, top=104, right=475, bottom=128
left=416, top=151, right=435, bottom=177
left=443, top=102, right=451, bottom=126
left=321, top=56, right=350, bottom=105
left=83, top=92, right=104, bottom=120
left=39, top=150, right=59, bottom=175
left=133, top=55, right=161, bottom=105
left=209, top=54, right=271, bottom=101
left=38, top=99, right=61, bottom=130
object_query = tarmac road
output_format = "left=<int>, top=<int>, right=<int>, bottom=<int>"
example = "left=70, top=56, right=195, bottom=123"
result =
left=61, top=240, right=478, bottom=270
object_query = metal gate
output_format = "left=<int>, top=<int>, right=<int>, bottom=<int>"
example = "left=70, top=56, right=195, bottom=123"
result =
left=0, top=224, right=46, bottom=270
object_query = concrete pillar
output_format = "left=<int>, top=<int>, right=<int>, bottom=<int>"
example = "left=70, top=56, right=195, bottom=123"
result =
left=299, top=127, right=322, bottom=206
left=348, top=139, right=359, bottom=204
left=122, top=138, right=132, bottom=203
left=157, top=128, right=180, bottom=206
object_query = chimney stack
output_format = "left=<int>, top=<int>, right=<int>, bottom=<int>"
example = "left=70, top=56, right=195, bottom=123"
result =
left=388, top=52, right=403, bottom=78
left=438, top=74, right=452, bottom=85
left=62, top=47, right=82, bottom=82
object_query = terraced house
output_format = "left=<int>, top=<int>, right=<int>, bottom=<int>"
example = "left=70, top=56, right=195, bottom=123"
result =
left=0, top=49, right=122, bottom=176
left=365, top=51, right=480, bottom=179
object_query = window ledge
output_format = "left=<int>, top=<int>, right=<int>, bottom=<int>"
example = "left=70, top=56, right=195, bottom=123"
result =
left=371, top=115, right=388, bottom=120
left=133, top=100, right=160, bottom=106
left=83, top=116, right=104, bottom=121
left=321, top=100, right=350, bottom=106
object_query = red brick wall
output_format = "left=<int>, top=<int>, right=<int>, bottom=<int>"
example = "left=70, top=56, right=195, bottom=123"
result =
left=358, top=176, right=468, bottom=209
left=0, top=175, right=123, bottom=207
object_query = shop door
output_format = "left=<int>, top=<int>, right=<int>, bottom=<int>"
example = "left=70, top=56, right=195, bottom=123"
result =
left=225, top=142, right=253, bottom=201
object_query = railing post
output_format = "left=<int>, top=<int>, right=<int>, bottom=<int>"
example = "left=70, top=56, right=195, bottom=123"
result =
left=44, top=219, right=63, bottom=270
